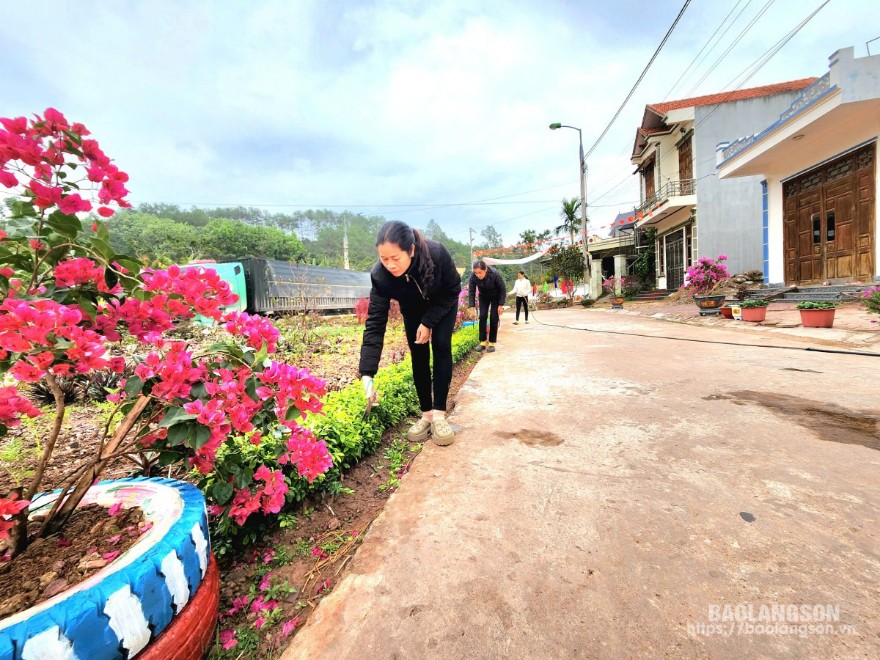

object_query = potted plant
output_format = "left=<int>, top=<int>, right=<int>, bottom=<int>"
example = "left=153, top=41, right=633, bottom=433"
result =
left=681, top=255, right=729, bottom=314
left=602, top=277, right=626, bottom=309
left=739, top=299, right=770, bottom=322
left=0, top=109, right=332, bottom=657
left=796, top=301, right=837, bottom=328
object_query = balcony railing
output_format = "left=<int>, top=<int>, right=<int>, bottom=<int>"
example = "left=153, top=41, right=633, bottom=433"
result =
left=637, top=178, right=696, bottom=216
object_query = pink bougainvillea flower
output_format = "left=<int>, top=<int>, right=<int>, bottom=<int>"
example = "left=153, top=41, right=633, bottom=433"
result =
left=219, top=629, right=237, bottom=650
left=97, top=206, right=114, bottom=218
left=106, top=534, right=122, bottom=545
left=281, top=617, right=300, bottom=637
left=316, top=579, right=332, bottom=595
left=102, top=550, right=120, bottom=562
left=56, top=539, right=72, bottom=547
left=259, top=573, right=272, bottom=592
left=107, top=502, right=122, bottom=516
left=254, top=617, right=267, bottom=629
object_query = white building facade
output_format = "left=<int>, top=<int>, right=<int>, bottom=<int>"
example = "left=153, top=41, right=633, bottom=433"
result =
left=717, top=47, right=879, bottom=285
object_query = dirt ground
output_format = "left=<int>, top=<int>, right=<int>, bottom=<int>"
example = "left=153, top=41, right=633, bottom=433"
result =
left=211, top=352, right=482, bottom=657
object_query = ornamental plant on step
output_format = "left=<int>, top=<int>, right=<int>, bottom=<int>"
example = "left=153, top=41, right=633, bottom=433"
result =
left=739, top=299, right=770, bottom=308
left=0, top=109, right=332, bottom=557
left=681, top=255, right=730, bottom=295
left=859, top=287, right=880, bottom=315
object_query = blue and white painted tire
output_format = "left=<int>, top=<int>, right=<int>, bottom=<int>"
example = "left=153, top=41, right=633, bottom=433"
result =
left=0, top=478, right=210, bottom=660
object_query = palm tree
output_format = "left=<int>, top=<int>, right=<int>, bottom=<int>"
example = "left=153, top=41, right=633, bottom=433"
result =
left=555, top=197, right=582, bottom=245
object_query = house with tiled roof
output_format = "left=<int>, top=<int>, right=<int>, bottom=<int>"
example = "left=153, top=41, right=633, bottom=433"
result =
left=631, top=77, right=816, bottom=290
left=717, top=47, right=879, bottom=286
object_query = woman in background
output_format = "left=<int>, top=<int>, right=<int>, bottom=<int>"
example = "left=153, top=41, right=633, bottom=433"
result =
left=510, top=270, right=531, bottom=324
left=468, top=260, right=506, bottom=352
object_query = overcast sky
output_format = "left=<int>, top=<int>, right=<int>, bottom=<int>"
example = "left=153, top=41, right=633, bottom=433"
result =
left=1, top=0, right=876, bottom=247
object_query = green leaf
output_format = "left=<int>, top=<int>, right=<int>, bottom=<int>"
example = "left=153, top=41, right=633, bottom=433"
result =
left=89, top=237, right=114, bottom=261
left=45, top=211, right=82, bottom=239
left=158, top=406, right=197, bottom=428
left=124, top=375, right=144, bottom=396
left=285, top=406, right=302, bottom=422
left=253, top=340, right=268, bottom=368
left=62, top=129, right=83, bottom=146
left=167, top=423, right=192, bottom=446
left=104, top=267, right=119, bottom=291
left=211, top=482, right=234, bottom=505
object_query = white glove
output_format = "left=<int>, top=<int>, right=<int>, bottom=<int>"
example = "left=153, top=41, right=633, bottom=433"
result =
left=362, top=375, right=374, bottom=398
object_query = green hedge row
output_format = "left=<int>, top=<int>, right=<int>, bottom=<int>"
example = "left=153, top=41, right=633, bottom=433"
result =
left=306, top=324, right=480, bottom=478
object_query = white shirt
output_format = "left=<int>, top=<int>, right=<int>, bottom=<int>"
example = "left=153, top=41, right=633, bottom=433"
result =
left=512, top=278, right=531, bottom=297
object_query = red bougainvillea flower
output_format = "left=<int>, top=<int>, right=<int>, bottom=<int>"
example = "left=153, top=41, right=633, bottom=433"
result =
left=0, top=493, right=31, bottom=540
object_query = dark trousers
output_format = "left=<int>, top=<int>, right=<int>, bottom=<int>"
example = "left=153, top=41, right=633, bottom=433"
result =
left=478, top=297, right=499, bottom=343
left=515, top=295, right=528, bottom=321
left=403, top=304, right=457, bottom=413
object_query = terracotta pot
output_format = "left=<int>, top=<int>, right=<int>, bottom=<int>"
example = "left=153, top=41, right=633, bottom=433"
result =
left=740, top=306, right=767, bottom=322
left=799, top=308, right=835, bottom=328
left=719, top=306, right=734, bottom=319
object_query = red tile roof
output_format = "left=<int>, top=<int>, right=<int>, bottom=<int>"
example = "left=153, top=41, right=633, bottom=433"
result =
left=647, top=78, right=818, bottom=115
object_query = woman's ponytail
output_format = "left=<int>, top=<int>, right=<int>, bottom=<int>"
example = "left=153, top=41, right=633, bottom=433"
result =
left=411, top=228, right=435, bottom=291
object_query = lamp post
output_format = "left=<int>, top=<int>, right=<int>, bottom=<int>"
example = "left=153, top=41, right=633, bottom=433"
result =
left=549, top=122, right=591, bottom=297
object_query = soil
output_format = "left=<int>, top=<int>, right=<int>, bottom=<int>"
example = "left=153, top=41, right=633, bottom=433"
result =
left=210, top=351, right=482, bottom=658
left=0, top=505, right=148, bottom=618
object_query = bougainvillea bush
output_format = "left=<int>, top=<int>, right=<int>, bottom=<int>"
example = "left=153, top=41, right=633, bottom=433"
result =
left=861, top=286, right=880, bottom=315
left=681, top=254, right=730, bottom=295
left=0, top=109, right=332, bottom=556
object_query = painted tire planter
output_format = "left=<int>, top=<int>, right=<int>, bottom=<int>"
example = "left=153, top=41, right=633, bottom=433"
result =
left=799, top=308, right=836, bottom=328
left=611, top=296, right=624, bottom=309
left=0, top=478, right=215, bottom=660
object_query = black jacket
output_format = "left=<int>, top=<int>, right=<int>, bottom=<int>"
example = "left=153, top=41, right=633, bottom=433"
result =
left=359, top=239, right=462, bottom=376
left=468, top=267, right=507, bottom=307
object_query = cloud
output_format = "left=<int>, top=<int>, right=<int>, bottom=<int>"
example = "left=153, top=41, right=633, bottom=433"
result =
left=1, top=0, right=876, bottom=245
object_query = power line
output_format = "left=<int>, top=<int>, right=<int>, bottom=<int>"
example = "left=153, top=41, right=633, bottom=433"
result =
left=583, top=0, right=693, bottom=161
left=661, top=0, right=751, bottom=101
left=682, top=0, right=777, bottom=98
left=694, top=0, right=832, bottom=131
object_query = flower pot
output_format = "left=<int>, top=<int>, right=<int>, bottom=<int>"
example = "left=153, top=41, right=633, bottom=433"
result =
left=740, top=306, right=767, bottom=322
left=799, top=308, right=835, bottom=328
left=719, top=305, right=734, bottom=319
left=0, top=478, right=217, bottom=660
left=694, top=294, right=726, bottom=316
left=611, top=296, right=624, bottom=309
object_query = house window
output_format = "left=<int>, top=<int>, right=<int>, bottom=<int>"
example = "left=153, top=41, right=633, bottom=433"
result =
left=657, top=234, right=665, bottom=274
left=685, top=224, right=693, bottom=267
left=826, top=210, right=835, bottom=241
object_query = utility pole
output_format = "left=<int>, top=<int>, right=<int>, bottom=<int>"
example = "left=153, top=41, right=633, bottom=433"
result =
left=342, top=216, right=350, bottom=270
left=469, top=227, right=476, bottom=266
left=549, top=122, right=592, bottom=297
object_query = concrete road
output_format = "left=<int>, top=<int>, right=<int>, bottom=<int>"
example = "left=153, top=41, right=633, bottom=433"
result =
left=283, top=308, right=880, bottom=659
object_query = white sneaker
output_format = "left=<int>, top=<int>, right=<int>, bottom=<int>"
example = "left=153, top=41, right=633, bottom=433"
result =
left=407, top=418, right=431, bottom=442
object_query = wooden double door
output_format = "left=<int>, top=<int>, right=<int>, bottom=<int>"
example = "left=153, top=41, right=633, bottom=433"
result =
left=783, top=143, right=875, bottom=284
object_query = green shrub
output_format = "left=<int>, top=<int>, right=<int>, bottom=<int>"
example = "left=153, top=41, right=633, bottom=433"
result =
left=208, top=325, right=480, bottom=550
left=740, top=299, right=770, bottom=308
left=796, top=301, right=836, bottom=310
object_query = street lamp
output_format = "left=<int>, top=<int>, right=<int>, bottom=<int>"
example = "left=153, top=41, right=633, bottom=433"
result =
left=549, top=122, right=591, bottom=297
